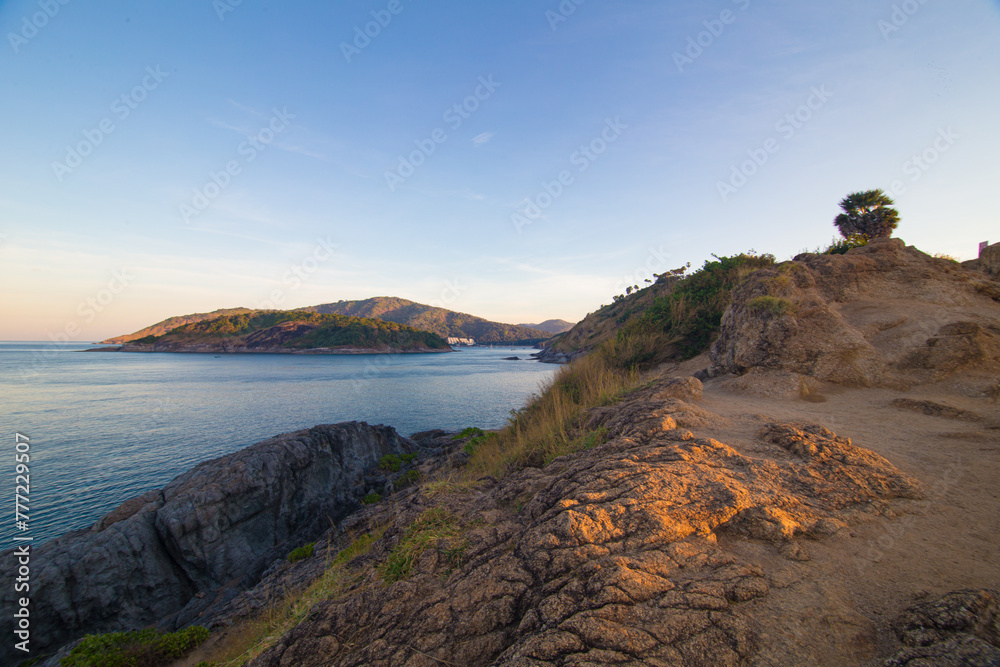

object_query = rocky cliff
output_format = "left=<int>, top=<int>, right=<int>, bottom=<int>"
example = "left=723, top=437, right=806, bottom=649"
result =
left=709, top=238, right=1000, bottom=395
left=0, top=422, right=416, bottom=664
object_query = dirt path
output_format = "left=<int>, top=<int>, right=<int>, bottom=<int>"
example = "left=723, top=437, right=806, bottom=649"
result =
left=689, top=376, right=999, bottom=665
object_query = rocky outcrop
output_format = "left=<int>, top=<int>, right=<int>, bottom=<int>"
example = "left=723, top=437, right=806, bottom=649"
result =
left=531, top=348, right=580, bottom=364
left=0, top=422, right=415, bottom=664
left=250, top=380, right=921, bottom=666
left=885, top=589, right=1000, bottom=666
left=963, top=241, right=1000, bottom=280
left=709, top=238, right=1000, bottom=391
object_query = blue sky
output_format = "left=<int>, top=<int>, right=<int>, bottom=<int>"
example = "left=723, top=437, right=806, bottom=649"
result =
left=2, top=0, right=998, bottom=340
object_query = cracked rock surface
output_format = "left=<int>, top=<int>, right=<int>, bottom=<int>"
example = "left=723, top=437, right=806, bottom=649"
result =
left=251, top=382, right=923, bottom=666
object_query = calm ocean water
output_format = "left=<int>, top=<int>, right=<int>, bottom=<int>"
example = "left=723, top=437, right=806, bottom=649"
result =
left=0, top=342, right=558, bottom=546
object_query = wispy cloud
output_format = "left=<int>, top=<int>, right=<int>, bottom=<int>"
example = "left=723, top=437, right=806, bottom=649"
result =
left=472, top=131, right=495, bottom=146
left=272, top=142, right=327, bottom=160
left=207, top=118, right=251, bottom=134
left=227, top=99, right=264, bottom=117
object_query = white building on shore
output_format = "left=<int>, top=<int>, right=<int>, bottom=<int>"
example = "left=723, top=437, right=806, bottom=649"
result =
left=447, top=337, right=476, bottom=346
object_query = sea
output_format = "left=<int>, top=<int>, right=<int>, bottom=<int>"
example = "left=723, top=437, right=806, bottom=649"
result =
left=0, top=341, right=558, bottom=547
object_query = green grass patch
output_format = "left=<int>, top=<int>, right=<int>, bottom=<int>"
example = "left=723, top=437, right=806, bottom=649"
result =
left=60, top=626, right=209, bottom=667
left=286, top=542, right=315, bottom=563
left=382, top=509, right=462, bottom=584
left=747, top=296, right=796, bottom=316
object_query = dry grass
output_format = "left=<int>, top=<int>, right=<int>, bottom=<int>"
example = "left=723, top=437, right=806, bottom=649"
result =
left=200, top=528, right=384, bottom=667
left=463, top=337, right=645, bottom=479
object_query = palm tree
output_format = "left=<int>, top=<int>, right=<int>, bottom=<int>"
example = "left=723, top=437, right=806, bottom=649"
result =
left=834, top=189, right=900, bottom=240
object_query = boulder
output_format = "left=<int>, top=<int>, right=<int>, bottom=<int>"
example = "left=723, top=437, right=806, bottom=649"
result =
left=654, top=376, right=704, bottom=401
left=885, top=589, right=1000, bottom=666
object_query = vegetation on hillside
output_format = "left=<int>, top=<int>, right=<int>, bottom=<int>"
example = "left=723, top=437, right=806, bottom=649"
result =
left=59, top=626, right=208, bottom=667
left=101, top=308, right=254, bottom=344
left=308, top=297, right=551, bottom=345
left=132, top=310, right=449, bottom=351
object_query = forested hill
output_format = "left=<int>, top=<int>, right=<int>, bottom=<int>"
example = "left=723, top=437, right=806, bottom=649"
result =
left=101, top=308, right=254, bottom=344
left=305, top=297, right=552, bottom=345
left=119, top=311, right=450, bottom=354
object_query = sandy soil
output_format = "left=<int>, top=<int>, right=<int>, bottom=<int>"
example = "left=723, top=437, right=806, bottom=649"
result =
left=676, top=365, right=1000, bottom=666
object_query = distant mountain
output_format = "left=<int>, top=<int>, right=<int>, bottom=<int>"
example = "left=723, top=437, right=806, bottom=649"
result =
left=518, top=319, right=575, bottom=335
left=101, top=308, right=254, bottom=344
left=305, top=297, right=552, bottom=345
left=118, top=311, right=449, bottom=354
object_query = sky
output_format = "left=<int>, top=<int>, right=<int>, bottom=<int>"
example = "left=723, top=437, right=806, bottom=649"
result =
left=1, top=0, right=998, bottom=341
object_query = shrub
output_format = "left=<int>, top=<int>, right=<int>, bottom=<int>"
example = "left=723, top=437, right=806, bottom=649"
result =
left=398, top=469, right=420, bottom=487
left=378, top=454, right=401, bottom=472
left=399, top=453, right=418, bottom=463
left=626, top=252, right=776, bottom=359
left=461, top=432, right=496, bottom=456
left=747, top=296, right=796, bottom=316
left=452, top=427, right=485, bottom=440
left=60, top=626, right=209, bottom=667
left=362, top=491, right=382, bottom=505
left=826, top=234, right=868, bottom=255
left=286, top=543, right=315, bottom=563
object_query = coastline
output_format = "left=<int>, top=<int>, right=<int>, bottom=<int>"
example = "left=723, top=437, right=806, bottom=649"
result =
left=83, top=345, right=455, bottom=355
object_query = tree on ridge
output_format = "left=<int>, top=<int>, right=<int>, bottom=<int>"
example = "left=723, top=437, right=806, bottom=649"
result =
left=834, top=189, right=900, bottom=240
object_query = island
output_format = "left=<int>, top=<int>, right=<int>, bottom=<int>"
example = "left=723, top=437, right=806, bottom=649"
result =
left=89, top=310, right=452, bottom=355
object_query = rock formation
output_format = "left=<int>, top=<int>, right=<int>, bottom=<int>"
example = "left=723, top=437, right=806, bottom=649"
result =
left=0, top=422, right=415, bottom=664
left=709, top=238, right=1000, bottom=393
left=886, top=589, right=1000, bottom=666
left=963, top=241, right=1000, bottom=280
left=247, top=382, right=923, bottom=666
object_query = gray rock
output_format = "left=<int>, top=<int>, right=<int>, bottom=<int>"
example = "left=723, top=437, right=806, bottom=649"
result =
left=0, top=421, right=413, bottom=665
left=885, top=589, right=1000, bottom=666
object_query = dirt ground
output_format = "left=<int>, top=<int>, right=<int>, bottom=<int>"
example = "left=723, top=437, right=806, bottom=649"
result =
left=679, top=365, right=999, bottom=666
